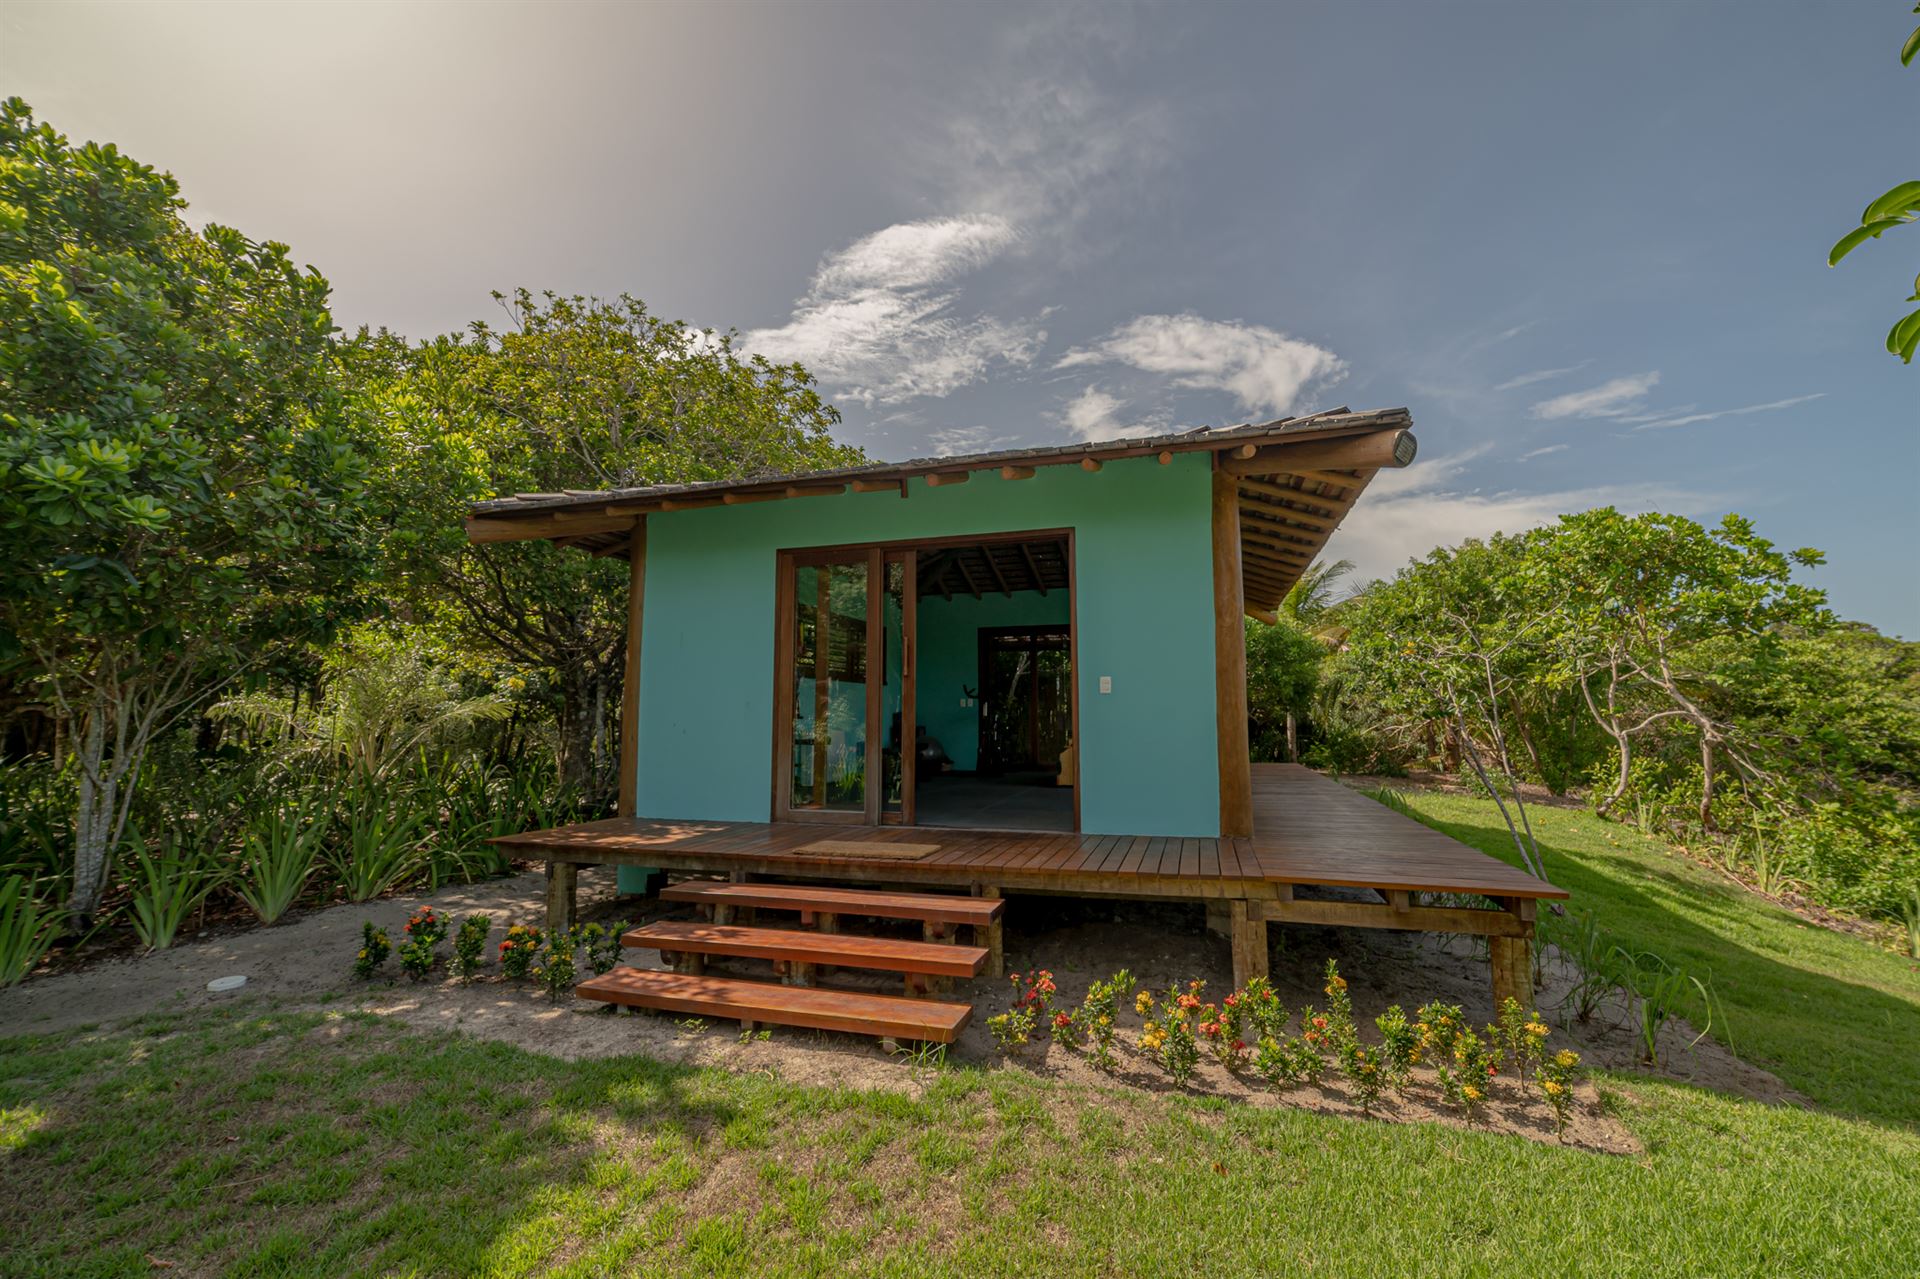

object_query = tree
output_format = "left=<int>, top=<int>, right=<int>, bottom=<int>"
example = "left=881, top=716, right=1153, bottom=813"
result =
left=1244, top=615, right=1325, bottom=762
left=1339, top=535, right=1556, bottom=880
left=1542, top=509, right=1828, bottom=829
left=353, top=291, right=862, bottom=800
left=1826, top=5, right=1920, bottom=363
left=0, top=100, right=379, bottom=924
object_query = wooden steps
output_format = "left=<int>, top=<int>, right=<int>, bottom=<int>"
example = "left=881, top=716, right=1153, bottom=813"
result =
left=626, top=921, right=987, bottom=978
left=659, top=881, right=1002, bottom=928
left=575, top=968, right=973, bottom=1043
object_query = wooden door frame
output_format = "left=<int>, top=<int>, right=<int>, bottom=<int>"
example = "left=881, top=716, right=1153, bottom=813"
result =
left=770, top=527, right=1077, bottom=831
left=975, top=625, right=1072, bottom=775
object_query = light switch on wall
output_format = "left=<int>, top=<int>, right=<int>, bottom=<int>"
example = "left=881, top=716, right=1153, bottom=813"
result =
left=1098, top=675, right=1112, bottom=694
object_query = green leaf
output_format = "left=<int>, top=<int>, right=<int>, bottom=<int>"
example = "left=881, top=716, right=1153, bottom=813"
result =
left=1862, top=180, right=1920, bottom=222
left=1903, top=21, right=1919, bottom=68
left=1890, top=308, right=1920, bottom=364
left=1828, top=218, right=1907, bottom=266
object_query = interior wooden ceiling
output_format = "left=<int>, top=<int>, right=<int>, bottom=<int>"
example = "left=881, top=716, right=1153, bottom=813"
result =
left=916, top=539, right=1069, bottom=601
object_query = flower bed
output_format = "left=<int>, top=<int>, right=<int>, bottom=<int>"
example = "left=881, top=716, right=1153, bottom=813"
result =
left=995, top=958, right=1587, bottom=1139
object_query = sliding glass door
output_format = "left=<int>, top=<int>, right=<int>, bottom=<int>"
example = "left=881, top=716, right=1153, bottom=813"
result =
left=775, top=547, right=915, bottom=824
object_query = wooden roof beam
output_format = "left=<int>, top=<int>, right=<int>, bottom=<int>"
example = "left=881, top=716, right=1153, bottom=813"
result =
left=982, top=546, right=1014, bottom=597
left=1221, top=428, right=1416, bottom=477
left=1018, top=541, right=1048, bottom=595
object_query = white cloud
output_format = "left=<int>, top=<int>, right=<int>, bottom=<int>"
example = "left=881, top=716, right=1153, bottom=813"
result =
left=1325, top=450, right=1716, bottom=586
left=1530, top=371, right=1661, bottom=420
left=745, top=215, right=1045, bottom=405
left=1056, top=313, right=1346, bottom=418
left=1518, top=443, right=1569, bottom=461
left=1063, top=386, right=1125, bottom=439
left=1493, top=361, right=1590, bottom=392
left=924, top=424, right=1021, bottom=456
left=1629, top=393, right=1825, bottom=431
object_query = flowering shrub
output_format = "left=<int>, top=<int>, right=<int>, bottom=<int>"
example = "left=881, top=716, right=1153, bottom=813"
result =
left=403, top=906, right=446, bottom=950
left=1337, top=1040, right=1387, bottom=1113
left=1009, top=969, right=1057, bottom=1018
left=986, top=1005, right=1036, bottom=1052
left=398, top=936, right=435, bottom=981
left=1320, top=961, right=1357, bottom=1054
left=1494, top=997, right=1551, bottom=1084
left=1254, top=1033, right=1324, bottom=1088
left=1240, top=976, right=1285, bottom=1042
left=1535, top=1048, right=1583, bottom=1136
left=1440, top=1024, right=1498, bottom=1120
left=499, top=923, right=543, bottom=979
left=531, top=929, right=578, bottom=998
left=578, top=921, right=628, bottom=976
left=353, top=921, right=391, bottom=979
left=1142, top=981, right=1205, bottom=1087
left=1077, top=969, right=1136, bottom=1071
left=1374, top=1005, right=1420, bottom=1094
left=450, top=913, right=491, bottom=980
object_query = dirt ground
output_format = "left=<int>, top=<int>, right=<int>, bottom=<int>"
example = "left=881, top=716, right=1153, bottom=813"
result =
left=0, top=864, right=1803, bottom=1153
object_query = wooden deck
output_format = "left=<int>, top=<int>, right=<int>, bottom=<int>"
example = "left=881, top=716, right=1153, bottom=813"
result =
left=494, top=764, right=1563, bottom=903
left=498, top=765, right=1561, bottom=1002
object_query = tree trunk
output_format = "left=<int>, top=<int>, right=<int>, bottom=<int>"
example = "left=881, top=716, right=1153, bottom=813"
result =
left=1284, top=710, right=1298, bottom=763
left=69, top=690, right=138, bottom=929
left=1698, top=732, right=1718, bottom=832
left=555, top=662, right=617, bottom=808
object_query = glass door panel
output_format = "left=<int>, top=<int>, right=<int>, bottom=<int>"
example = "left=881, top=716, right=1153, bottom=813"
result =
left=788, top=558, right=869, bottom=814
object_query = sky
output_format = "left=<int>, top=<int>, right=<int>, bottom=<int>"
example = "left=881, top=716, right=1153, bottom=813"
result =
left=5, top=0, right=1916, bottom=633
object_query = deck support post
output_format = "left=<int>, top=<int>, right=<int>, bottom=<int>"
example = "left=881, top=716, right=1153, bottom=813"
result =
left=545, top=861, right=578, bottom=935
left=1229, top=899, right=1268, bottom=988
left=973, top=884, right=1004, bottom=978
left=1489, top=934, right=1532, bottom=1010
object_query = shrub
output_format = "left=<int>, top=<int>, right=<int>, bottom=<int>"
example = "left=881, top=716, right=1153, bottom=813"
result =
left=1141, top=981, right=1206, bottom=1087
left=532, top=930, right=578, bottom=998
left=235, top=799, right=326, bottom=925
left=0, top=875, right=57, bottom=987
left=328, top=776, right=427, bottom=902
left=576, top=921, right=627, bottom=976
left=986, top=1005, right=1036, bottom=1053
left=1493, top=997, right=1551, bottom=1084
left=397, top=906, right=445, bottom=981
left=1535, top=1047, right=1583, bottom=1136
left=1254, top=1033, right=1324, bottom=1088
left=499, top=923, right=542, bottom=979
left=450, top=913, right=491, bottom=979
left=354, top=921, right=392, bottom=979
left=1075, top=969, right=1136, bottom=1070
left=1374, top=1005, right=1420, bottom=1094
left=126, top=826, right=223, bottom=951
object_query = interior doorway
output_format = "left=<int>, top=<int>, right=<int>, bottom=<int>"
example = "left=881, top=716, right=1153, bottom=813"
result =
left=772, top=530, right=1076, bottom=832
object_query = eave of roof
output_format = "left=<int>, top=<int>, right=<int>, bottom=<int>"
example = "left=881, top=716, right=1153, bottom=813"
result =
left=462, top=405, right=1416, bottom=616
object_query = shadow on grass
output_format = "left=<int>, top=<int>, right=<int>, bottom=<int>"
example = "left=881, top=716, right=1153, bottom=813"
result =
left=1425, top=811, right=1920, bottom=1132
left=0, top=1007, right=967, bottom=1278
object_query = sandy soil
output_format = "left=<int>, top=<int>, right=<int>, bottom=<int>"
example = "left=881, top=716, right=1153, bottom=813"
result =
left=0, top=866, right=1803, bottom=1154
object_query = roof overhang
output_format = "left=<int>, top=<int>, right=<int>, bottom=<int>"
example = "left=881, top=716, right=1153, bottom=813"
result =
left=463, top=406, right=1416, bottom=615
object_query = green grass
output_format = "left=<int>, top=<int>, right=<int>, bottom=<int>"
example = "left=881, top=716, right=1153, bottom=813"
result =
left=1399, top=793, right=1920, bottom=1126
left=3, top=797, right=1917, bottom=1275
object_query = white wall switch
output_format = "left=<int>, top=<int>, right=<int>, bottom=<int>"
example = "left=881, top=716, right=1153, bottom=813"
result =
left=1098, top=675, right=1112, bottom=694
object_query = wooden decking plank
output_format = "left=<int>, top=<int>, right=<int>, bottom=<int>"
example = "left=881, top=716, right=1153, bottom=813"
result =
left=575, top=968, right=972, bottom=1042
left=490, top=764, right=1566, bottom=901
left=628, top=922, right=988, bottom=977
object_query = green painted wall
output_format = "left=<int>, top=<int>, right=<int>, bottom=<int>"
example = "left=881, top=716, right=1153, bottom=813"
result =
left=632, top=453, right=1221, bottom=835
left=917, top=589, right=1072, bottom=771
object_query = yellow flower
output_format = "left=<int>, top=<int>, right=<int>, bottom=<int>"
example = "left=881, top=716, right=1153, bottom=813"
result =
left=1554, top=1049, right=1580, bottom=1068
left=1525, top=1022, right=1549, bottom=1038
left=1463, top=1085, right=1482, bottom=1102
left=1135, top=991, right=1155, bottom=1015
left=1542, top=1080, right=1565, bottom=1096
left=357, top=949, right=367, bottom=959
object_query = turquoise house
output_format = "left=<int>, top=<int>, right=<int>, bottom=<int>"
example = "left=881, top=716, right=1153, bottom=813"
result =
left=467, top=409, right=1417, bottom=854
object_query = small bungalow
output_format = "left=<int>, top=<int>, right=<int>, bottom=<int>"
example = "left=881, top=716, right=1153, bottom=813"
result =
left=470, top=407, right=1565, bottom=1043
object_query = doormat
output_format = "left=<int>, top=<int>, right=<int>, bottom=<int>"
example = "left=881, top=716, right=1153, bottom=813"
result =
left=796, top=839, right=942, bottom=860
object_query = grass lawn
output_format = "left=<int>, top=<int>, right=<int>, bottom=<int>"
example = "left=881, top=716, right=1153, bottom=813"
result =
left=3, top=797, right=1917, bottom=1277
left=1400, top=792, right=1920, bottom=1127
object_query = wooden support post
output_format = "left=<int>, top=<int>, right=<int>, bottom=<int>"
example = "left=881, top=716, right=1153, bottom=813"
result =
left=617, top=519, right=646, bottom=818
left=1229, top=899, right=1268, bottom=988
left=974, top=884, right=1004, bottom=978
left=1489, top=935, right=1532, bottom=1010
left=1212, top=464, right=1254, bottom=837
left=545, top=861, right=578, bottom=935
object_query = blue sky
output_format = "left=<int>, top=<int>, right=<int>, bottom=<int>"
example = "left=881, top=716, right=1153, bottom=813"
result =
left=7, top=1, right=1916, bottom=632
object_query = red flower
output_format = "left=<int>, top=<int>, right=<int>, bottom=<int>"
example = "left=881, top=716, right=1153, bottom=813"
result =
left=1231, top=1040, right=1247, bottom=1052
left=1224, top=994, right=1239, bottom=1007
left=1052, top=1011, right=1072, bottom=1028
